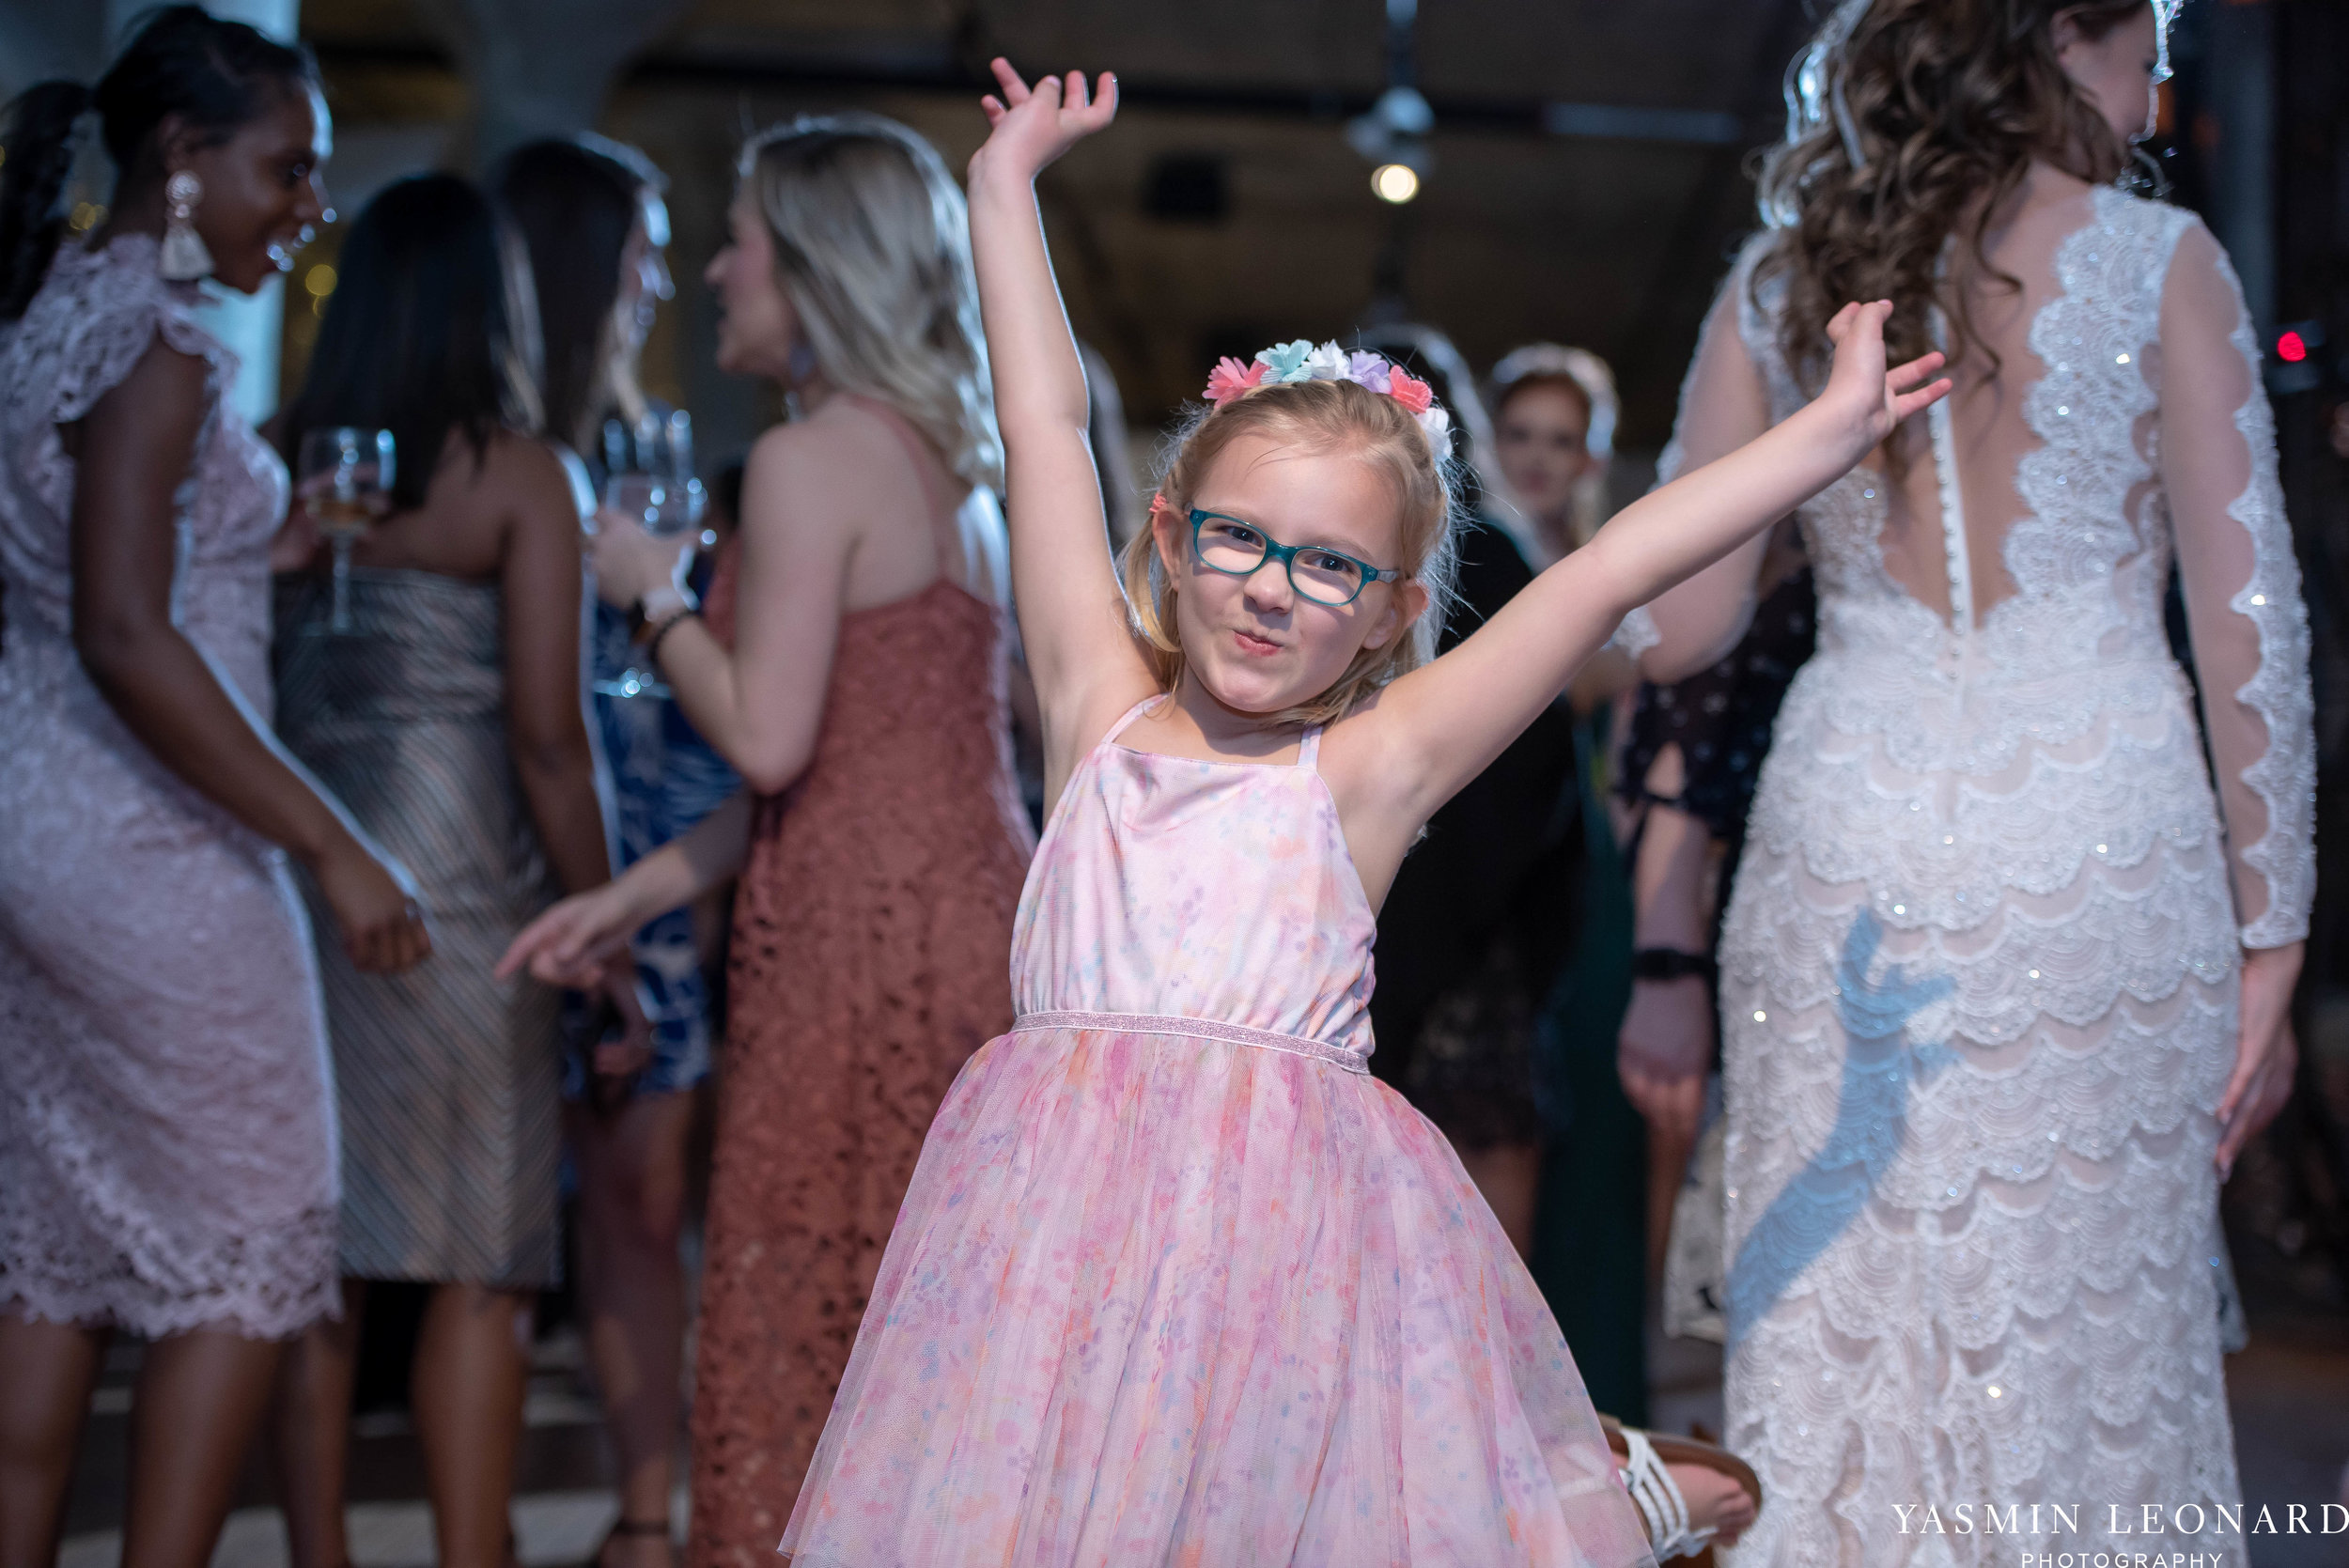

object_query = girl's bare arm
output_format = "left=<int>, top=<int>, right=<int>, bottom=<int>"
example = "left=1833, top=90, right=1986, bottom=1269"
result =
left=1330, top=302, right=1947, bottom=889
left=965, top=59, right=1158, bottom=802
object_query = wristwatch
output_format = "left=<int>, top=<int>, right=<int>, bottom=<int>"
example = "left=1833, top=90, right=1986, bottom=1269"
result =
left=1630, top=947, right=1718, bottom=986
left=627, top=582, right=697, bottom=644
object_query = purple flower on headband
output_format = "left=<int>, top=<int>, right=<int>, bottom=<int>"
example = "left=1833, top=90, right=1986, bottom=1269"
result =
left=1346, top=351, right=1392, bottom=393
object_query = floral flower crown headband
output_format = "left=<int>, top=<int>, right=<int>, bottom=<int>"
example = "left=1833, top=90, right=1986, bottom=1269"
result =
left=1204, top=339, right=1454, bottom=449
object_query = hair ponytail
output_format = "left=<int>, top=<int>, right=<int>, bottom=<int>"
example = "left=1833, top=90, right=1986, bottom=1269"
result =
left=0, top=81, right=98, bottom=322
left=0, top=6, right=316, bottom=323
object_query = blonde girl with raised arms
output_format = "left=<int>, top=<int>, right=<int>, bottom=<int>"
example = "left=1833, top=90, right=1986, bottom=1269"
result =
left=773, top=61, right=1950, bottom=1567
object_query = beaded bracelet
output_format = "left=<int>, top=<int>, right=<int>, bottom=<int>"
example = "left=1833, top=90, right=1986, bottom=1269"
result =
left=644, top=609, right=695, bottom=665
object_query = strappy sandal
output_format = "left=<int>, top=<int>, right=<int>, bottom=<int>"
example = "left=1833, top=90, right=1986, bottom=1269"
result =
left=1601, top=1415, right=1764, bottom=1562
left=595, top=1516, right=673, bottom=1568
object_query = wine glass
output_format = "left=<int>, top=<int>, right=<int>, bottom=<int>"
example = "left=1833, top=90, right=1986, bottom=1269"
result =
left=601, top=409, right=708, bottom=539
left=594, top=411, right=706, bottom=702
left=297, top=427, right=395, bottom=634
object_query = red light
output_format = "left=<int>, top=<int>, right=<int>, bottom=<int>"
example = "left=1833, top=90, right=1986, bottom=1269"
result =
left=2278, top=331, right=2308, bottom=363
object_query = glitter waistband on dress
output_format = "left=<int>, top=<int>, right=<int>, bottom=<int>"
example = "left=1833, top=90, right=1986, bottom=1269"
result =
left=1009, top=1010, right=1370, bottom=1075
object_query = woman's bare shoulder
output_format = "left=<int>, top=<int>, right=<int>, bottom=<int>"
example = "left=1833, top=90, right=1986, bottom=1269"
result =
left=766, top=397, right=905, bottom=468
left=475, top=427, right=569, bottom=486
left=464, top=428, right=577, bottom=517
left=740, top=405, right=910, bottom=524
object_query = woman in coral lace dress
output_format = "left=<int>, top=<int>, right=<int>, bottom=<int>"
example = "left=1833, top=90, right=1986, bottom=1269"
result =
left=502, top=113, right=1032, bottom=1564
left=1632, top=3, right=2310, bottom=1561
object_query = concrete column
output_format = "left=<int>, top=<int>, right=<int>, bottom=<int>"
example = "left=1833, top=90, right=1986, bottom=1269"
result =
left=412, top=0, right=692, bottom=167
left=104, top=0, right=301, bottom=425
left=0, top=8, right=105, bottom=100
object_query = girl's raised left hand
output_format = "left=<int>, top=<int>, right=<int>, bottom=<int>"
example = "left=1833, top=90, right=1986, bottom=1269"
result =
left=1812, top=299, right=1952, bottom=458
left=586, top=505, right=692, bottom=609
left=970, top=58, right=1118, bottom=186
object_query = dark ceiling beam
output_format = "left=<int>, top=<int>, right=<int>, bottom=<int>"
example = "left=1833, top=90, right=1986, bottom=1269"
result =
left=1610, top=0, right=1815, bottom=440
left=309, top=38, right=1764, bottom=146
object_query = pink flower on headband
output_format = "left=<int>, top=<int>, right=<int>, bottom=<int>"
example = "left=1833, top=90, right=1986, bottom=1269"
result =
left=1204, top=356, right=1268, bottom=404
left=1385, top=367, right=1434, bottom=414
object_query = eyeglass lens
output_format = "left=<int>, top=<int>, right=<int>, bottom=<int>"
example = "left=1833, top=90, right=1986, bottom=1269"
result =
left=1195, top=519, right=1367, bottom=606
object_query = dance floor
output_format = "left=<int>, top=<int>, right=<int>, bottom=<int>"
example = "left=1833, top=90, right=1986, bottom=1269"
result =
left=54, top=1254, right=2349, bottom=1567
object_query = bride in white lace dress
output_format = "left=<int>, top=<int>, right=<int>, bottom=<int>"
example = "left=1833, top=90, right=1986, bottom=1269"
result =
left=1630, top=3, right=2311, bottom=1562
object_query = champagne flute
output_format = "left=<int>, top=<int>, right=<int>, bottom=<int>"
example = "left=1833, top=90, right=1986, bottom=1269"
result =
left=298, top=427, right=395, bottom=634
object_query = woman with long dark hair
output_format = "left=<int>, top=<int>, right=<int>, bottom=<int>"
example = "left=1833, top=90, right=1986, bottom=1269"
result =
left=1636, top=3, right=2309, bottom=1560
left=502, top=114, right=1034, bottom=1562
left=492, top=135, right=734, bottom=1568
left=0, top=10, right=428, bottom=1564
left=264, top=173, right=614, bottom=1568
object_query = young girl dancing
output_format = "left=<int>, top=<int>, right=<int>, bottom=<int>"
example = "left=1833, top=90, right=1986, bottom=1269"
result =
left=519, top=59, right=1948, bottom=1567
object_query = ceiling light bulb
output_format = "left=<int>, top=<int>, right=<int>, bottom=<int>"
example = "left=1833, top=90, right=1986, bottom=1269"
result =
left=1372, top=163, right=1421, bottom=204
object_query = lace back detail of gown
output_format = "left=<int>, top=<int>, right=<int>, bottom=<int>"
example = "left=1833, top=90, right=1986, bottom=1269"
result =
left=1668, top=186, right=2315, bottom=1567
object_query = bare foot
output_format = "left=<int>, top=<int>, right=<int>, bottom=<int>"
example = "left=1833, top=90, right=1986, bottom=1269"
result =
left=1674, top=1460, right=1757, bottom=1546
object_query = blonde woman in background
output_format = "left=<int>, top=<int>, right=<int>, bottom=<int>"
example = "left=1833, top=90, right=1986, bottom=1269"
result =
left=497, top=114, right=1034, bottom=1561
left=1489, top=342, right=1618, bottom=565
left=1491, top=346, right=1640, bottom=713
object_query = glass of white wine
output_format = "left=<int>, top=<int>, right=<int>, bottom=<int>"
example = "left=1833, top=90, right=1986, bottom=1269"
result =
left=593, top=411, right=707, bottom=702
left=297, top=427, right=395, bottom=635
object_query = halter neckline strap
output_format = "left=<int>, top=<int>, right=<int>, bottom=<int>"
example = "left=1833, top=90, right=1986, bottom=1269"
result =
left=1101, top=694, right=1324, bottom=771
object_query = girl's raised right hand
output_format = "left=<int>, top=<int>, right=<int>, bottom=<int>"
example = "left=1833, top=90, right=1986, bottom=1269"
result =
left=971, top=58, right=1118, bottom=183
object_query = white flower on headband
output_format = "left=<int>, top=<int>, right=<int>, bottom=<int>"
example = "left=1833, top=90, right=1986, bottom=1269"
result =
left=1302, top=341, right=1352, bottom=382
left=1202, top=339, right=1454, bottom=448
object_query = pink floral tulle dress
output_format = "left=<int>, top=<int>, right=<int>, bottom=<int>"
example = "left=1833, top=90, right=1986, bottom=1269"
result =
left=780, top=697, right=1657, bottom=1567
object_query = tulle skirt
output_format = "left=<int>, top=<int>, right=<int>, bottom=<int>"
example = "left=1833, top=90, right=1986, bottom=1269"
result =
left=780, top=1022, right=1657, bottom=1567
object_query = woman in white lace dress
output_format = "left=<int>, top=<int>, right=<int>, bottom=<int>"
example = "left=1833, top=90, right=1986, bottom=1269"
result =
left=0, top=12, right=425, bottom=1562
left=1632, top=3, right=2310, bottom=1562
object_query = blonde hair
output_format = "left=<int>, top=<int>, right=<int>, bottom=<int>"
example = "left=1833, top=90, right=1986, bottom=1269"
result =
left=739, top=113, right=1003, bottom=488
left=1488, top=343, right=1619, bottom=554
left=1122, top=378, right=1460, bottom=728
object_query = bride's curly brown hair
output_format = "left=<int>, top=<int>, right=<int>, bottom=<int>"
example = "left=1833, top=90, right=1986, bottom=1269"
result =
left=1754, top=0, right=2148, bottom=390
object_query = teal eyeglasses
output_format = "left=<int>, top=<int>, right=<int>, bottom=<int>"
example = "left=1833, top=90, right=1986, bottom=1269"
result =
left=1187, top=509, right=1401, bottom=608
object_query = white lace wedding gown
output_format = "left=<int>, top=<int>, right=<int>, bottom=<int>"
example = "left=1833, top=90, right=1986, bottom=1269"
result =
left=1638, top=180, right=2312, bottom=1565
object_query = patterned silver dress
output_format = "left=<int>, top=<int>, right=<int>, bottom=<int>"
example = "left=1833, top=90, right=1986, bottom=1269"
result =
left=273, top=568, right=564, bottom=1288
left=0, top=235, right=338, bottom=1338
left=1646, top=185, right=2313, bottom=1564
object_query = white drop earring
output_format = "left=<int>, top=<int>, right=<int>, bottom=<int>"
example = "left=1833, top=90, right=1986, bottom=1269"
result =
left=160, top=170, right=213, bottom=282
